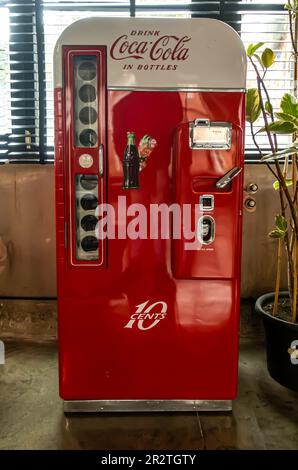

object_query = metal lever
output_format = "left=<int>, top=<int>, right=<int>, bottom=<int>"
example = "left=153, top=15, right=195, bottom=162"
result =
left=99, top=144, right=104, bottom=177
left=216, top=166, right=242, bottom=189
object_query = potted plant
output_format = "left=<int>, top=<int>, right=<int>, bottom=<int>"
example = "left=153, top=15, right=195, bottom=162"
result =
left=246, top=1, right=298, bottom=391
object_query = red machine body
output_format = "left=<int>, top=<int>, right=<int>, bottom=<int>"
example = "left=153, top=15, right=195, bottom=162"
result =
left=54, top=18, right=246, bottom=409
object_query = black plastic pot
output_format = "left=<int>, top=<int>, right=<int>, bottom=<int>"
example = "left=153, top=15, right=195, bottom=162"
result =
left=255, top=292, right=298, bottom=391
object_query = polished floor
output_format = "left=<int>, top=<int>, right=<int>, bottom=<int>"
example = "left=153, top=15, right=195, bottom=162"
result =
left=0, top=340, right=297, bottom=450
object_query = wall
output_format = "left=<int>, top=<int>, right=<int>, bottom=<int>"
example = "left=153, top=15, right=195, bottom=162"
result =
left=0, top=165, right=56, bottom=297
left=0, top=164, right=286, bottom=298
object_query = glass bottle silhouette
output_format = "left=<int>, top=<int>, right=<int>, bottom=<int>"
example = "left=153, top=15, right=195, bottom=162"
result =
left=122, top=132, right=140, bottom=189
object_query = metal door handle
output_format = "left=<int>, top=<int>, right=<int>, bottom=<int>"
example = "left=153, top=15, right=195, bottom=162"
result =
left=99, top=144, right=104, bottom=177
left=216, top=166, right=242, bottom=189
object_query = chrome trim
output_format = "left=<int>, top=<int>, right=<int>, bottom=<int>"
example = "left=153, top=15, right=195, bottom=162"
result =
left=66, top=49, right=105, bottom=268
left=197, top=215, right=215, bottom=245
left=189, top=119, right=232, bottom=150
left=63, top=399, right=232, bottom=413
left=216, top=167, right=242, bottom=189
left=199, top=194, right=214, bottom=212
left=107, top=86, right=246, bottom=93
left=75, top=175, right=99, bottom=262
left=98, top=144, right=104, bottom=177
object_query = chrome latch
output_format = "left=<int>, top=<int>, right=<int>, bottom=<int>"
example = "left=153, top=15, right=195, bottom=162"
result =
left=216, top=167, right=242, bottom=189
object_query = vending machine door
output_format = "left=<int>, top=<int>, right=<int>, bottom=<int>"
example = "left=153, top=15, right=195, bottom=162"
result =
left=172, top=119, right=243, bottom=279
left=63, top=47, right=107, bottom=268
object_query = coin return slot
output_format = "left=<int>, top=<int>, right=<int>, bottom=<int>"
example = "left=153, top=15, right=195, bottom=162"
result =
left=197, top=216, right=215, bottom=245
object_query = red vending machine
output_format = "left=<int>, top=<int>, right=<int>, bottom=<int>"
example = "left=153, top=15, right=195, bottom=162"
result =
left=54, top=18, right=247, bottom=412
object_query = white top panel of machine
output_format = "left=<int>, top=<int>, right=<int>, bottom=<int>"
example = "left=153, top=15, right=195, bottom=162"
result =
left=54, top=18, right=246, bottom=91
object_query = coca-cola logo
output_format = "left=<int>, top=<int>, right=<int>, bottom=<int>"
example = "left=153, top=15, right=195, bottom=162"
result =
left=110, top=31, right=190, bottom=62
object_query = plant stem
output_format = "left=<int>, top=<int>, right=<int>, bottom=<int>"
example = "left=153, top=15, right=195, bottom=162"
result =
left=288, top=9, right=298, bottom=56
left=250, top=121, right=279, bottom=180
left=256, top=75, right=276, bottom=152
left=249, top=13, right=298, bottom=321
left=250, top=58, right=278, bottom=151
left=276, top=161, right=298, bottom=233
left=255, top=64, right=296, bottom=299
left=273, top=238, right=282, bottom=316
left=250, top=121, right=263, bottom=157
left=291, top=5, right=298, bottom=322
left=255, top=71, right=298, bottom=233
left=292, top=240, right=297, bottom=322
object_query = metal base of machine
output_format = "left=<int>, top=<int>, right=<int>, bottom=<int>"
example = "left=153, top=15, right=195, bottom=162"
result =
left=63, top=399, right=232, bottom=413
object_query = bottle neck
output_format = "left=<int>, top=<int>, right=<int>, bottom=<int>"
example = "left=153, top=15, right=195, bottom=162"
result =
left=127, top=134, right=135, bottom=146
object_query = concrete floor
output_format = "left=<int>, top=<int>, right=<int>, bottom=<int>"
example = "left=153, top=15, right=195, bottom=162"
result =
left=0, top=340, right=298, bottom=450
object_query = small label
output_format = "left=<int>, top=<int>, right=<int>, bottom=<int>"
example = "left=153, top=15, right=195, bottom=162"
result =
left=79, top=153, right=93, bottom=168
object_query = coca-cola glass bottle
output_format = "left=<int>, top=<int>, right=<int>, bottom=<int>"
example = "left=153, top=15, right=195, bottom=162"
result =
left=123, top=132, right=140, bottom=189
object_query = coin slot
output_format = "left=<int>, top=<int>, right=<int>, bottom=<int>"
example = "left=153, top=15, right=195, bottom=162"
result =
left=199, top=195, right=214, bottom=212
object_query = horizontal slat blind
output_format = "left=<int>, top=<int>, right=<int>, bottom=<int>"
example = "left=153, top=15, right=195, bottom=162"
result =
left=42, top=1, right=223, bottom=157
left=0, top=5, right=11, bottom=158
left=43, top=1, right=131, bottom=158
left=7, top=0, right=40, bottom=161
left=224, top=1, right=293, bottom=161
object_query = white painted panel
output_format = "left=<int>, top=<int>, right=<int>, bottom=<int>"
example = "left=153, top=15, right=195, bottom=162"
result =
left=54, top=18, right=246, bottom=90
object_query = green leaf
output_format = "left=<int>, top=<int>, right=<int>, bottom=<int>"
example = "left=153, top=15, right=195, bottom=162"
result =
left=258, top=121, right=297, bottom=135
left=247, top=42, right=265, bottom=58
left=285, top=1, right=298, bottom=12
left=246, top=88, right=261, bottom=123
left=280, top=93, right=298, bottom=117
left=261, top=146, right=298, bottom=161
left=261, top=48, right=275, bottom=68
left=265, top=101, right=273, bottom=115
left=269, top=230, right=285, bottom=239
left=274, top=112, right=298, bottom=127
left=253, top=53, right=264, bottom=70
left=275, top=215, right=288, bottom=232
left=273, top=179, right=293, bottom=190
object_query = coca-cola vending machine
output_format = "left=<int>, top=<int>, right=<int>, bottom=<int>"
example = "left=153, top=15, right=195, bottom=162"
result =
left=54, top=18, right=246, bottom=412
